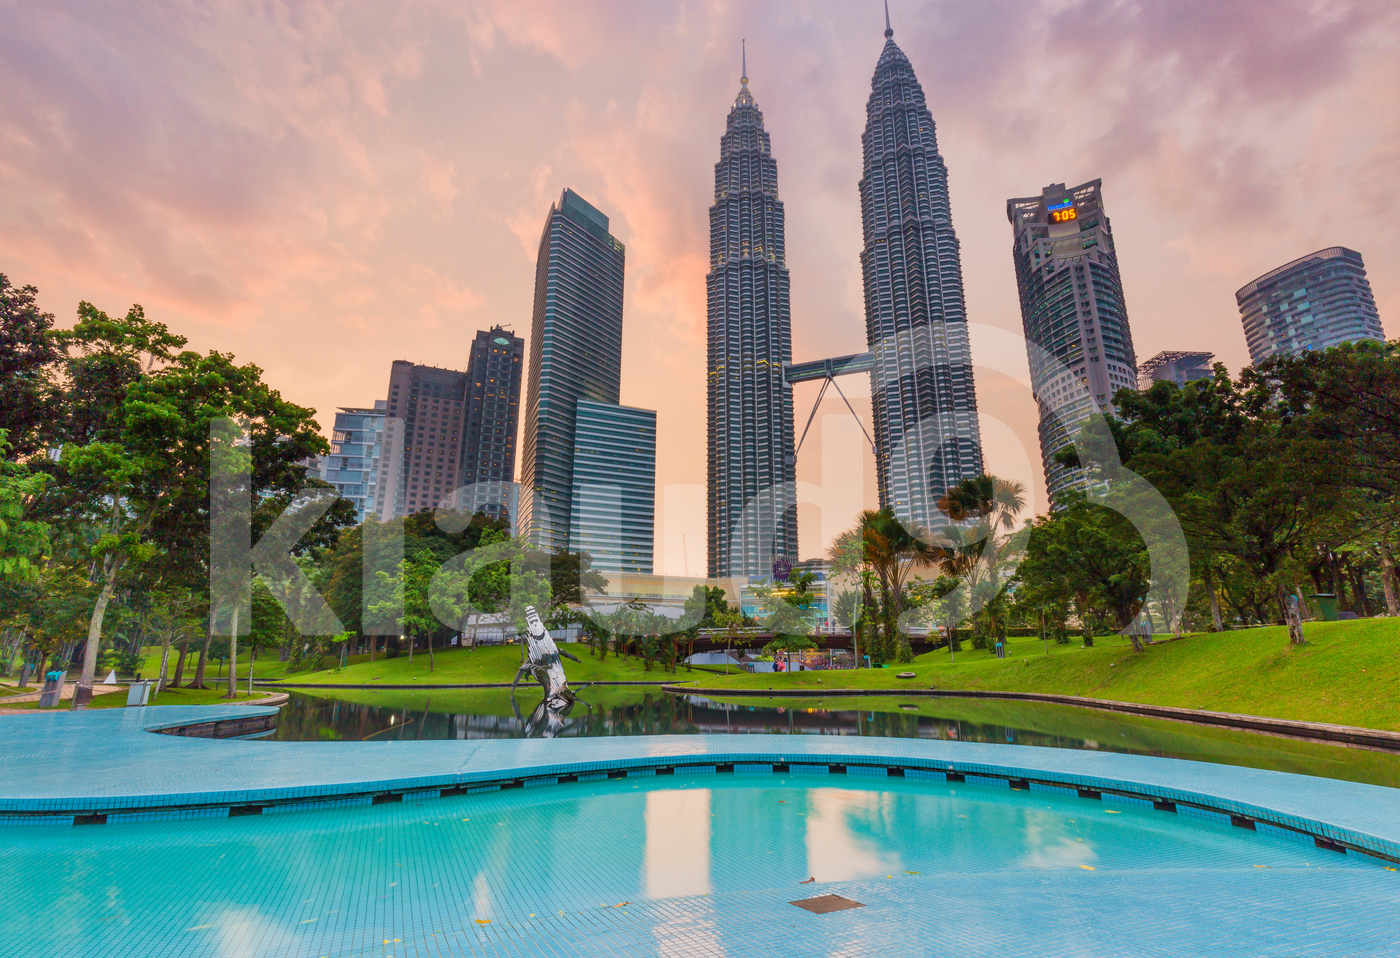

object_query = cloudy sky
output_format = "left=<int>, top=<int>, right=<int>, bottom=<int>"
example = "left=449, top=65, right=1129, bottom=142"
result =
left=3, top=0, right=1397, bottom=573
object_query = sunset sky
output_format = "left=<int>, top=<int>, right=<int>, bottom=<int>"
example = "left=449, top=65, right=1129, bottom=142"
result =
left=3, top=0, right=1397, bottom=574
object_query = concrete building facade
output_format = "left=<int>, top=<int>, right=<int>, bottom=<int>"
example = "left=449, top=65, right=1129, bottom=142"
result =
left=376, top=361, right=470, bottom=519
left=1236, top=247, right=1384, bottom=364
left=1008, top=179, right=1137, bottom=502
left=1137, top=351, right=1214, bottom=391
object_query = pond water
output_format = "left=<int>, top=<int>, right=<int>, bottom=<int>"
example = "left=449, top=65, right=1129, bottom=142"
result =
left=270, top=689, right=1400, bottom=788
left=5, top=771, right=1391, bottom=957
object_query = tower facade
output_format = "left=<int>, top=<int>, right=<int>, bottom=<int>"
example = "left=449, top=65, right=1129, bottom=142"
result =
left=322, top=402, right=385, bottom=522
left=377, top=361, right=469, bottom=518
left=860, top=19, right=983, bottom=530
left=1236, top=247, right=1384, bottom=364
left=1008, top=180, right=1137, bottom=502
left=706, top=58, right=798, bottom=578
left=572, top=399, right=655, bottom=574
left=459, top=326, right=524, bottom=526
left=519, top=189, right=627, bottom=554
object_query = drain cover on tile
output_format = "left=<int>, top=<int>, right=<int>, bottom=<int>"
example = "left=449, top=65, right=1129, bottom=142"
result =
left=790, top=894, right=865, bottom=914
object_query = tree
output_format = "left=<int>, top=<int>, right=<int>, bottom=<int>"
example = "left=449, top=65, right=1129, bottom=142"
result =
left=1016, top=494, right=1151, bottom=650
left=756, top=570, right=821, bottom=670
left=1106, top=370, right=1329, bottom=645
left=828, top=509, right=939, bottom=663
left=0, top=275, right=64, bottom=458
left=0, top=431, right=51, bottom=581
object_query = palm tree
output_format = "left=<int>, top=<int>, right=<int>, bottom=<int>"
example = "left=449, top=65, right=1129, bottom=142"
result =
left=934, top=476, right=1028, bottom=656
left=829, top=509, right=943, bottom=663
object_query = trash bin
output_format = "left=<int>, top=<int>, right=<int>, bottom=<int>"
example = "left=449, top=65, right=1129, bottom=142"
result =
left=126, top=681, right=152, bottom=707
left=1309, top=594, right=1339, bottom=622
left=38, top=671, right=65, bottom=708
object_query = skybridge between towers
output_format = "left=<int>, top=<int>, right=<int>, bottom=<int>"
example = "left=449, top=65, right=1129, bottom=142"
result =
left=783, top=351, right=878, bottom=457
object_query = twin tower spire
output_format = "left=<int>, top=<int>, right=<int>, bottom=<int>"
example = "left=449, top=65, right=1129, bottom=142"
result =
left=707, top=6, right=983, bottom=577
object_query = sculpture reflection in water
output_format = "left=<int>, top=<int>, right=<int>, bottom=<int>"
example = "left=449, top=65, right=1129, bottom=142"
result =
left=509, top=605, right=591, bottom=737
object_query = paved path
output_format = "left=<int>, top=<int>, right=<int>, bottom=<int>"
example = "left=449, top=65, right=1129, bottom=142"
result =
left=0, top=683, right=122, bottom=710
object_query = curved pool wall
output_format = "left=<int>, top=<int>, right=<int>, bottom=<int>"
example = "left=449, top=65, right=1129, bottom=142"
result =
left=3, top=706, right=1400, bottom=865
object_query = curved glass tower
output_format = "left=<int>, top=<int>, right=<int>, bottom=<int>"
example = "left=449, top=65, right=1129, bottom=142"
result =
left=706, top=56, right=797, bottom=578
left=1008, top=179, right=1137, bottom=502
left=860, top=15, right=983, bottom=530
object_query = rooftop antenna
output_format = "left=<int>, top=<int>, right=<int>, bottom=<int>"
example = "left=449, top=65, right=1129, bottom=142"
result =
left=741, top=38, right=748, bottom=86
left=884, top=0, right=893, bottom=38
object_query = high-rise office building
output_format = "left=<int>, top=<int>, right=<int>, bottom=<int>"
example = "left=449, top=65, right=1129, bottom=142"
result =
left=1236, top=247, right=1384, bottom=364
left=860, top=13, right=983, bottom=530
left=706, top=53, right=798, bottom=578
left=459, top=326, right=524, bottom=526
left=519, top=189, right=627, bottom=554
left=1137, top=351, right=1214, bottom=390
left=322, top=401, right=385, bottom=521
left=571, top=399, right=655, bottom=574
left=1008, top=179, right=1137, bottom=502
left=377, top=361, right=469, bottom=518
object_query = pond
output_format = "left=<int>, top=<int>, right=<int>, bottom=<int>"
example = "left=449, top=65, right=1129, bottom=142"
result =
left=269, top=688, right=1400, bottom=789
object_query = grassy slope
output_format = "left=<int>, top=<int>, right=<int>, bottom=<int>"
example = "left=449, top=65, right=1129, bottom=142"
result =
left=693, top=619, right=1400, bottom=731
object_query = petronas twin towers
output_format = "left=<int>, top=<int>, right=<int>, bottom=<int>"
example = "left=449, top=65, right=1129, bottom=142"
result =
left=707, top=16, right=984, bottom=578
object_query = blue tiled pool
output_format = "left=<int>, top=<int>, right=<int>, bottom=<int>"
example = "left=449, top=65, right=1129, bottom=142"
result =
left=5, top=707, right=1400, bottom=956
left=4, top=771, right=1396, bottom=958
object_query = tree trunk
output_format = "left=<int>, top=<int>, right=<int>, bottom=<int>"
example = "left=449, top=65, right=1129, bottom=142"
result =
left=1280, top=584, right=1305, bottom=645
left=225, top=604, right=239, bottom=699
left=155, top=627, right=174, bottom=698
left=1206, top=576, right=1224, bottom=632
left=73, top=552, right=122, bottom=709
left=369, top=633, right=377, bottom=662
left=426, top=632, right=434, bottom=672
left=171, top=639, right=188, bottom=687
left=190, top=630, right=212, bottom=689
left=408, top=633, right=414, bottom=664
left=1377, top=539, right=1400, bottom=617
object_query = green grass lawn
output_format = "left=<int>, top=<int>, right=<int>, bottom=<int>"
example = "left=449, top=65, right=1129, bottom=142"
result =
left=258, top=643, right=687, bottom=686
left=128, top=618, right=1400, bottom=730
left=693, top=618, right=1400, bottom=731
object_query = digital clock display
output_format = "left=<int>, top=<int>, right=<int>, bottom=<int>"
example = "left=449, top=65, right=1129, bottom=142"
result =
left=1046, top=198, right=1076, bottom=223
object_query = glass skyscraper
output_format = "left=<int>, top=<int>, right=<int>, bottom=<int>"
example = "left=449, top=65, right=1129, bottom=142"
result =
left=860, top=16, right=983, bottom=530
left=571, top=399, right=655, bottom=574
left=706, top=57, right=797, bottom=578
left=458, top=325, right=524, bottom=527
left=520, top=189, right=627, bottom=554
left=322, top=402, right=385, bottom=522
left=1008, top=179, right=1137, bottom=502
left=1236, top=247, right=1384, bottom=364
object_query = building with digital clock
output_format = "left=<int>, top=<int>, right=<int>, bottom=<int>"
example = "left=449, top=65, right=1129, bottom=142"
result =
left=1007, top=179, right=1138, bottom=503
left=1235, top=247, right=1384, bottom=364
